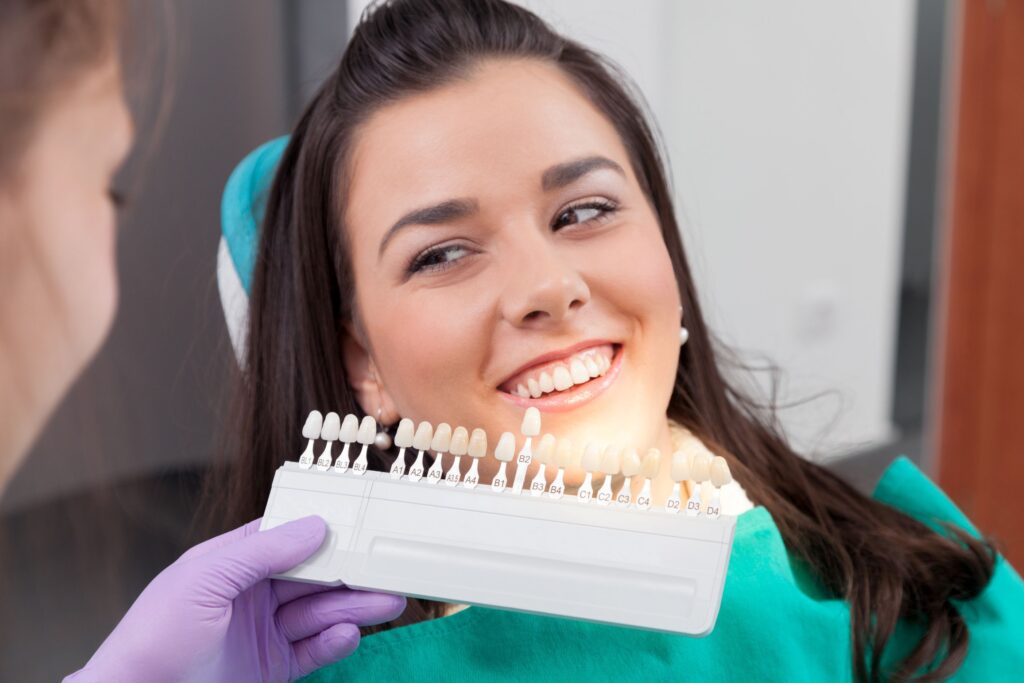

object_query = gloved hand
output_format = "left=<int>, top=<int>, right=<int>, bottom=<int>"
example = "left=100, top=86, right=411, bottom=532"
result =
left=64, top=516, right=406, bottom=683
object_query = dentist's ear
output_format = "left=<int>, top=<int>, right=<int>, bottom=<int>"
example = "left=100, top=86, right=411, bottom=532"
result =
left=341, top=323, right=399, bottom=425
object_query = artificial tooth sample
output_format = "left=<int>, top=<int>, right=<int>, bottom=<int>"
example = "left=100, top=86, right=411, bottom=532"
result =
left=636, top=448, right=661, bottom=510
left=705, top=456, right=733, bottom=519
left=407, top=421, right=434, bottom=482
left=350, top=415, right=376, bottom=475
left=463, top=428, right=487, bottom=488
left=548, top=438, right=575, bottom=499
left=667, top=450, right=690, bottom=514
left=616, top=447, right=641, bottom=506
left=317, top=412, right=342, bottom=471
left=577, top=442, right=604, bottom=503
left=685, top=451, right=712, bottom=516
left=389, top=418, right=416, bottom=479
left=597, top=446, right=622, bottom=505
left=331, top=413, right=359, bottom=472
left=445, top=426, right=469, bottom=486
left=298, top=410, right=323, bottom=469
left=426, top=422, right=453, bottom=484
left=490, top=432, right=516, bottom=493
left=530, top=433, right=557, bottom=496
left=512, top=407, right=542, bottom=494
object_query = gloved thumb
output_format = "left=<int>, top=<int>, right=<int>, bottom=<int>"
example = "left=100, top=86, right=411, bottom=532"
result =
left=191, top=516, right=328, bottom=601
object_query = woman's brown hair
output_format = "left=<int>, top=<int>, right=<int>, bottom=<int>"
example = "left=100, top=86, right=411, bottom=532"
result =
left=0, top=0, right=122, bottom=175
left=202, top=1, right=995, bottom=680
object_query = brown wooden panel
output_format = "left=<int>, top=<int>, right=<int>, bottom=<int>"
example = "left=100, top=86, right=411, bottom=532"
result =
left=937, top=0, right=1024, bottom=568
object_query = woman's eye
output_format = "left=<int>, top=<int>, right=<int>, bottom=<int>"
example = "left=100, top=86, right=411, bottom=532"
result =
left=552, top=199, right=618, bottom=231
left=408, top=243, right=471, bottom=275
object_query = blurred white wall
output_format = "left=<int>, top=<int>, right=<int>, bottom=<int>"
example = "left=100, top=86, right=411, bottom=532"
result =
left=350, top=0, right=915, bottom=458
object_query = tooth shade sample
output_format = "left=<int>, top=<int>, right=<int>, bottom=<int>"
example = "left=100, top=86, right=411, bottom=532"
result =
left=581, top=443, right=604, bottom=472
left=554, top=438, right=577, bottom=469
left=394, top=418, right=416, bottom=448
left=641, top=448, right=661, bottom=479
left=710, top=455, right=732, bottom=487
left=449, top=427, right=469, bottom=456
left=338, top=413, right=358, bottom=442
left=357, top=416, right=377, bottom=445
left=691, top=452, right=712, bottom=482
left=467, top=428, right=488, bottom=458
left=552, top=366, right=573, bottom=391
left=321, top=412, right=342, bottom=441
left=431, top=422, right=453, bottom=452
left=601, top=446, right=623, bottom=475
left=495, top=432, right=516, bottom=462
left=671, top=450, right=690, bottom=482
left=534, top=434, right=557, bottom=465
left=620, top=448, right=641, bottom=477
left=521, top=407, right=541, bottom=436
left=412, top=421, right=434, bottom=451
left=302, top=411, right=324, bottom=439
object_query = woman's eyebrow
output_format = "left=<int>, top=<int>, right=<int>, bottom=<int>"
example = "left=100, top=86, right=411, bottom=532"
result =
left=378, top=198, right=479, bottom=260
left=541, top=155, right=625, bottom=191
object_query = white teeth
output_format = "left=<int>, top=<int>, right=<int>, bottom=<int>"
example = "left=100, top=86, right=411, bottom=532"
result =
left=539, top=372, right=555, bottom=393
left=506, top=347, right=617, bottom=399
left=569, top=359, right=589, bottom=384
left=552, top=366, right=573, bottom=391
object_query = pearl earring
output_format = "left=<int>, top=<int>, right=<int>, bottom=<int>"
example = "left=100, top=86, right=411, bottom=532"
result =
left=374, top=406, right=393, bottom=450
left=678, top=304, right=689, bottom=347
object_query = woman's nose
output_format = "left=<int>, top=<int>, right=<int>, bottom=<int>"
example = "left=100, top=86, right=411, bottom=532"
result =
left=500, top=239, right=591, bottom=327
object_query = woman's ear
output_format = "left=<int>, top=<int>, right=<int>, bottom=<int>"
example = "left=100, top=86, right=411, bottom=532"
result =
left=341, top=326, right=399, bottom=425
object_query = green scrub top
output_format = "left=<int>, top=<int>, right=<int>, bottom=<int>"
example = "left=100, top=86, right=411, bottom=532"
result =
left=302, top=457, right=1024, bottom=681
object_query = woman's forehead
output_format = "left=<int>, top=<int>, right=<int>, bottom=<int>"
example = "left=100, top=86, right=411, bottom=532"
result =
left=345, top=59, right=631, bottom=223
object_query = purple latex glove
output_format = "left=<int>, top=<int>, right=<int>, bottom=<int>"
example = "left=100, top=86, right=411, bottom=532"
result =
left=65, top=516, right=405, bottom=683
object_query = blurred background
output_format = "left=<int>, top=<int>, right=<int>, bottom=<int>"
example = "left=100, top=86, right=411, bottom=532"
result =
left=1, top=1, right=1021, bottom=680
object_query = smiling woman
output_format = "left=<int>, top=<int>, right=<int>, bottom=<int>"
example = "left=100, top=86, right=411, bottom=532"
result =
left=203, top=0, right=1010, bottom=680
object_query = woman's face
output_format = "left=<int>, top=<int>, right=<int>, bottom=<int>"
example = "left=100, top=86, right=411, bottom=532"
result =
left=343, top=59, right=681, bottom=479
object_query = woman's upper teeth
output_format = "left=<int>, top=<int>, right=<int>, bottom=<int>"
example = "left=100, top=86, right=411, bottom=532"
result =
left=511, top=347, right=612, bottom=398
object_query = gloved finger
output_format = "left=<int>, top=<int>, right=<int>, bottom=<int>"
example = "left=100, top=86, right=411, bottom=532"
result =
left=277, top=589, right=407, bottom=642
left=273, top=578, right=337, bottom=605
left=291, top=622, right=361, bottom=678
left=195, top=515, right=328, bottom=600
left=176, top=518, right=263, bottom=565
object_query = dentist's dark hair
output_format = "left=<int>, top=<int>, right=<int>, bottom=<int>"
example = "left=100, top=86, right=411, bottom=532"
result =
left=202, top=1, right=994, bottom=680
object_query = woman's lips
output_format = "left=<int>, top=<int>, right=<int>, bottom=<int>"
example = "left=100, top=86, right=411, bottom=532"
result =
left=497, top=344, right=624, bottom=413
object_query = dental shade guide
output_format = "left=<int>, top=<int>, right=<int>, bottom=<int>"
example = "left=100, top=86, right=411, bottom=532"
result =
left=389, top=418, right=415, bottom=479
left=617, top=447, right=641, bottom=507
left=686, top=452, right=712, bottom=517
left=298, top=410, right=323, bottom=469
left=511, top=408, right=541, bottom=494
left=331, top=414, right=357, bottom=473
left=444, top=427, right=469, bottom=486
left=351, top=416, right=376, bottom=475
left=636, top=448, right=661, bottom=511
left=462, top=428, right=487, bottom=488
left=529, top=434, right=556, bottom=496
left=407, top=421, right=433, bottom=482
left=667, top=450, right=688, bottom=514
left=316, top=412, right=341, bottom=471
left=489, top=432, right=516, bottom=493
left=261, top=408, right=737, bottom=637
left=578, top=442, right=603, bottom=504
left=548, top=438, right=575, bottom=499
left=597, top=447, right=621, bottom=506
left=425, top=423, right=452, bottom=484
